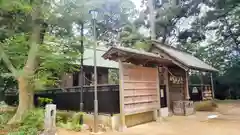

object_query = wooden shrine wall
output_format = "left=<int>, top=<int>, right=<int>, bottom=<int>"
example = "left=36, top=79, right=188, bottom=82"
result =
left=168, top=67, right=186, bottom=108
left=122, top=64, right=159, bottom=115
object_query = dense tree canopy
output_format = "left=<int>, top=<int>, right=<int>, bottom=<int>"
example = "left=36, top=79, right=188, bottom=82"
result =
left=174, top=0, right=240, bottom=99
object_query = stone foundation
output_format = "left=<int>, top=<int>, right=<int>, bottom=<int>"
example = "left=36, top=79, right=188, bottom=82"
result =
left=83, top=113, right=120, bottom=131
left=83, top=111, right=156, bottom=131
left=125, top=111, right=154, bottom=127
left=160, top=107, right=169, bottom=117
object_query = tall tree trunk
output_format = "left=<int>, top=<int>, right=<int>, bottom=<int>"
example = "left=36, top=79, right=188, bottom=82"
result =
left=8, top=0, right=43, bottom=124
left=8, top=77, right=34, bottom=124
left=148, top=0, right=156, bottom=40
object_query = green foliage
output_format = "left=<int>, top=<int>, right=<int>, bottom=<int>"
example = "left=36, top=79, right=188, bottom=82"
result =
left=56, top=111, right=74, bottom=123
left=0, top=112, right=14, bottom=126
left=1, top=33, right=81, bottom=89
left=195, top=100, right=218, bottom=112
left=7, top=131, right=25, bottom=135
left=215, top=59, right=240, bottom=99
left=94, top=0, right=137, bottom=45
left=37, top=97, right=53, bottom=106
left=134, top=41, right=151, bottom=51
left=18, top=109, right=44, bottom=134
left=161, top=0, right=240, bottom=100
left=5, top=109, right=44, bottom=135
left=71, top=112, right=83, bottom=125
left=0, top=105, right=16, bottom=128
left=0, top=109, right=44, bottom=135
left=0, top=0, right=138, bottom=126
left=57, top=112, right=83, bottom=131
left=108, top=69, right=119, bottom=84
left=120, top=24, right=146, bottom=47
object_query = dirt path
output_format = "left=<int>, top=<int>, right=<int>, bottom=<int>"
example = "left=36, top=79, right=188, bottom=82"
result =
left=58, top=101, right=240, bottom=135
left=103, top=115, right=240, bottom=135
left=57, top=128, right=88, bottom=135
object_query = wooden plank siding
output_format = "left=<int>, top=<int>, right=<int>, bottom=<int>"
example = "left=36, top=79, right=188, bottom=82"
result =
left=122, top=64, right=159, bottom=115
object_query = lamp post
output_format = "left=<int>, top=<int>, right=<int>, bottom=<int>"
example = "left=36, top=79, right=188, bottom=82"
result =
left=89, top=9, right=98, bottom=133
left=79, top=21, right=84, bottom=125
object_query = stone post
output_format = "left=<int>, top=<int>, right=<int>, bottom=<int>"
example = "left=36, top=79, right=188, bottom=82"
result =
left=43, top=104, right=57, bottom=135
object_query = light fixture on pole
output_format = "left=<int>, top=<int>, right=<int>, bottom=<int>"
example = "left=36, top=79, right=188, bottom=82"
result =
left=89, top=9, right=98, bottom=133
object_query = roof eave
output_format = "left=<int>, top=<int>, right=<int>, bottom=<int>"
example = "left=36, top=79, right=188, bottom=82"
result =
left=151, top=41, right=219, bottom=72
left=188, top=66, right=219, bottom=73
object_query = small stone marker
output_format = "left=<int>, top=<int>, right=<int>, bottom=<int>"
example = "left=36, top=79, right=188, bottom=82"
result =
left=43, top=104, right=57, bottom=135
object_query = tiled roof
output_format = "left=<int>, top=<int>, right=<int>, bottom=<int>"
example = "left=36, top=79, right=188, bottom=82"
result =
left=152, top=40, right=218, bottom=72
left=81, top=46, right=118, bottom=69
left=102, top=46, right=173, bottom=66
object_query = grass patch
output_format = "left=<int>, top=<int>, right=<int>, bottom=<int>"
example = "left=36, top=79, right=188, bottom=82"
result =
left=195, top=100, right=218, bottom=111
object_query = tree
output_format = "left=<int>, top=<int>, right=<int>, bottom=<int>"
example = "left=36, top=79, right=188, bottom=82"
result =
left=94, top=0, right=137, bottom=46
left=138, top=0, right=206, bottom=45
left=0, top=0, right=43, bottom=124
left=175, top=0, right=240, bottom=99
left=0, top=0, right=80, bottom=124
left=0, top=0, right=138, bottom=124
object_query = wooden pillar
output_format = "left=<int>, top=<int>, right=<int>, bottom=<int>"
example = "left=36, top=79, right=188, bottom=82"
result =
left=155, top=67, right=161, bottom=120
left=164, top=67, right=170, bottom=113
left=210, top=73, right=215, bottom=99
left=200, top=72, right=204, bottom=100
left=185, top=71, right=190, bottom=100
left=118, top=59, right=126, bottom=131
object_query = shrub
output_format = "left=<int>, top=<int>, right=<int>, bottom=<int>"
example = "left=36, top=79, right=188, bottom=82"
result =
left=0, top=113, right=14, bottom=126
left=195, top=100, right=218, bottom=111
left=72, top=112, right=83, bottom=125
left=37, top=97, right=53, bottom=107
left=57, top=112, right=83, bottom=131
left=21, top=109, right=44, bottom=130
left=56, top=111, right=73, bottom=123
left=0, top=106, right=15, bottom=129
left=7, top=109, right=44, bottom=135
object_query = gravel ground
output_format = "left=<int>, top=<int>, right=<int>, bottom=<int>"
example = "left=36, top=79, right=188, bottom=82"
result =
left=58, top=101, right=240, bottom=135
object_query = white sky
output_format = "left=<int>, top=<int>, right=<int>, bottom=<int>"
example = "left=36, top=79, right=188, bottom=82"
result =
left=131, top=0, right=141, bottom=9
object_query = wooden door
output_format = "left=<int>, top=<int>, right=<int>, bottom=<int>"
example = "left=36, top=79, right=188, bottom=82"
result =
left=160, top=85, right=167, bottom=108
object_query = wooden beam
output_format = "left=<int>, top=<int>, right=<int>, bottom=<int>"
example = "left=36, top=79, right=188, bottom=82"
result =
left=118, top=59, right=126, bottom=131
